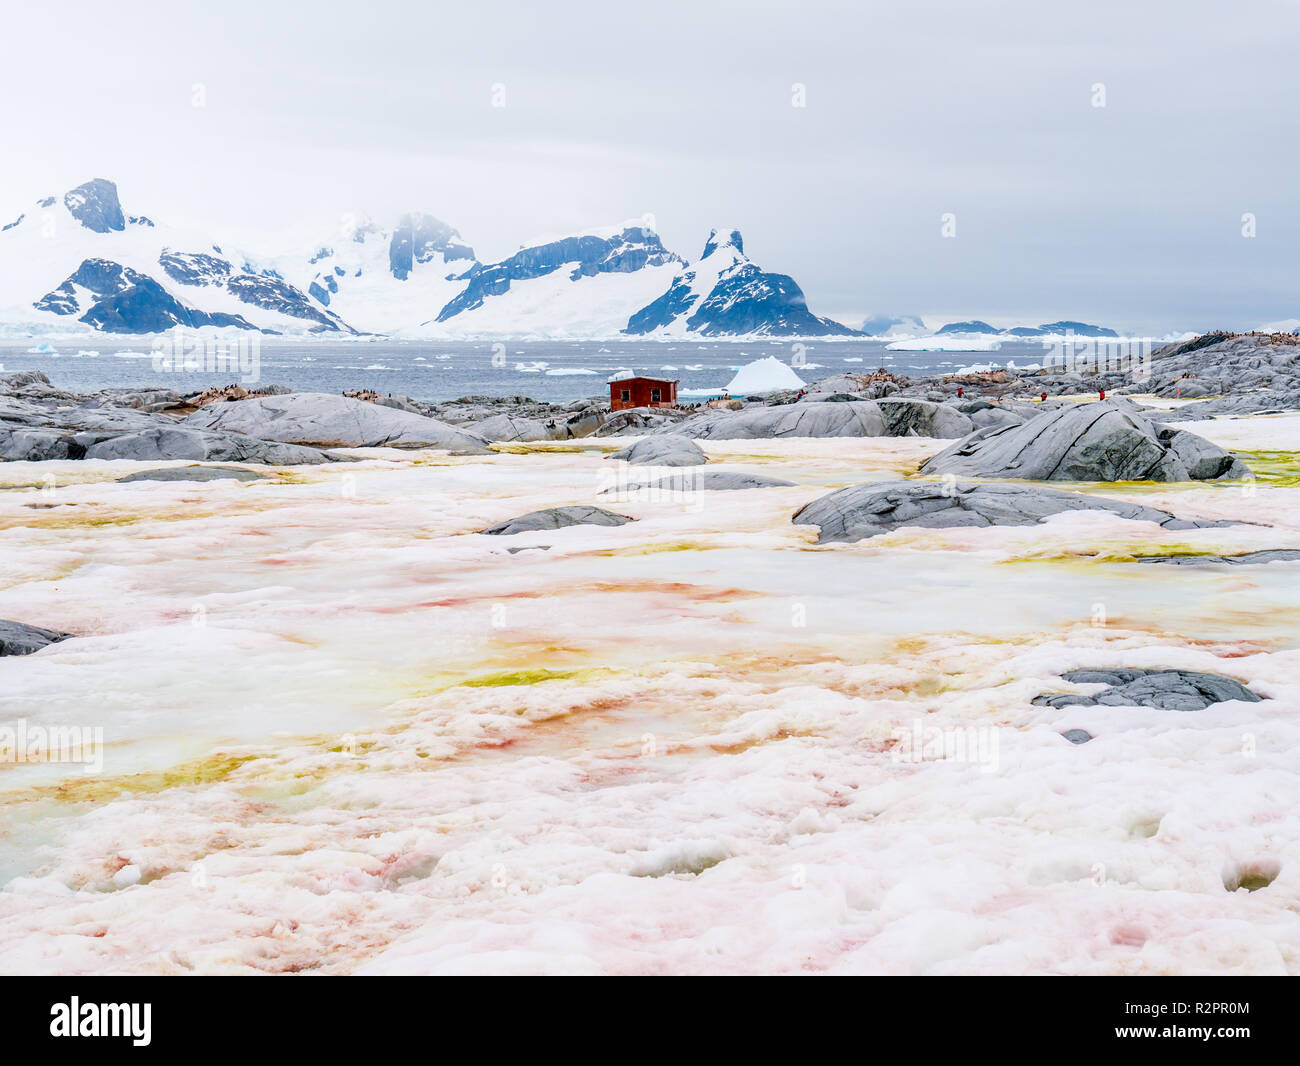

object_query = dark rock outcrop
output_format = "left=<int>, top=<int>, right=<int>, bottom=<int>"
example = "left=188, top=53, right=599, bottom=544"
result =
left=1033, top=669, right=1261, bottom=711
left=483, top=506, right=633, bottom=535
left=116, top=466, right=266, bottom=483
left=608, top=437, right=707, bottom=467
left=0, top=620, right=73, bottom=656
left=920, top=401, right=1248, bottom=482
left=1134, top=549, right=1300, bottom=566
left=792, top=480, right=1234, bottom=544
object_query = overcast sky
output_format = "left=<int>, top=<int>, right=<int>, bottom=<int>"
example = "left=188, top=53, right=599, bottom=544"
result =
left=4, top=0, right=1299, bottom=332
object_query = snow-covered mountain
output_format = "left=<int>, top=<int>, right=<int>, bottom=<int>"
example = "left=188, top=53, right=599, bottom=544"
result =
left=625, top=228, right=858, bottom=338
left=0, top=180, right=858, bottom=339
left=1, top=179, right=352, bottom=335
left=268, top=213, right=476, bottom=335
left=935, top=319, right=1119, bottom=338
left=859, top=313, right=927, bottom=338
left=425, top=222, right=683, bottom=338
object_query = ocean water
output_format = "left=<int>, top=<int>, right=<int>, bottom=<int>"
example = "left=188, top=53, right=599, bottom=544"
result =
left=0, top=338, right=1053, bottom=403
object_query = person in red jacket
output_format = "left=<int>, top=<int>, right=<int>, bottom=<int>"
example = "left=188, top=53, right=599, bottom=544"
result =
left=1099, top=388, right=1106, bottom=401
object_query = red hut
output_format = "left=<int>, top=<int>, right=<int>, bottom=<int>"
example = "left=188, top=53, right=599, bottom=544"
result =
left=608, top=375, right=678, bottom=412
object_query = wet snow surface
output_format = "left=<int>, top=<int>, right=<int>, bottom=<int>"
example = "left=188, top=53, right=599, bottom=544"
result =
left=1, top=416, right=1299, bottom=974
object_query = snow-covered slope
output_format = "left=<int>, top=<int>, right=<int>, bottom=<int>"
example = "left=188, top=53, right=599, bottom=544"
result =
left=625, top=228, right=858, bottom=338
left=425, top=222, right=683, bottom=338
left=0, top=179, right=353, bottom=335
left=268, top=213, right=476, bottom=335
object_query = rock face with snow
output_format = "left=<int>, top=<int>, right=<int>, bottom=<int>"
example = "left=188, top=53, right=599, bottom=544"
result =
left=625, top=228, right=857, bottom=338
left=185, top=393, right=491, bottom=452
left=666, top=399, right=973, bottom=440
left=921, top=401, right=1248, bottom=482
left=0, top=619, right=73, bottom=656
left=607, top=436, right=707, bottom=466
left=1032, top=669, right=1260, bottom=711
left=483, top=506, right=632, bottom=535
left=792, top=480, right=1233, bottom=544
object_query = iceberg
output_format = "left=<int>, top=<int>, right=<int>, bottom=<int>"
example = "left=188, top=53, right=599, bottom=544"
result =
left=724, top=356, right=806, bottom=395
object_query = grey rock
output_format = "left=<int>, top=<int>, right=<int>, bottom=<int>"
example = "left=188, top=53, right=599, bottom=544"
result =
left=473, top=413, right=556, bottom=442
left=921, top=400, right=1248, bottom=482
left=116, top=466, right=266, bottom=483
left=0, top=619, right=72, bottom=656
left=1033, top=669, right=1261, bottom=711
left=792, top=479, right=1234, bottom=544
left=667, top=401, right=886, bottom=439
left=1, top=389, right=331, bottom=465
left=1135, top=549, right=1300, bottom=566
left=592, top=407, right=690, bottom=437
left=483, top=506, right=633, bottom=535
left=608, top=436, right=707, bottom=467
left=874, top=399, right=976, bottom=438
left=1061, top=729, right=1093, bottom=745
left=667, top=399, right=972, bottom=441
left=967, top=406, right=1027, bottom=430
left=185, top=393, right=490, bottom=453
left=85, top=427, right=328, bottom=465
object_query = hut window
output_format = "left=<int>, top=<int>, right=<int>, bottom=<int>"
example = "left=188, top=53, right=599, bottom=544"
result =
left=650, top=388, right=661, bottom=402
left=620, top=389, right=631, bottom=402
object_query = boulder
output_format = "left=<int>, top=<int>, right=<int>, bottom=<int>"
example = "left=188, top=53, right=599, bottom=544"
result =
left=482, top=506, right=633, bottom=535
left=116, top=466, right=266, bottom=483
left=185, top=393, right=490, bottom=453
left=920, top=400, right=1248, bottom=482
left=608, top=436, right=707, bottom=467
left=593, top=407, right=690, bottom=437
left=874, top=399, right=976, bottom=438
left=0, top=619, right=72, bottom=656
left=1033, top=669, right=1261, bottom=711
left=792, top=480, right=1234, bottom=544
left=472, top=414, right=555, bottom=443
